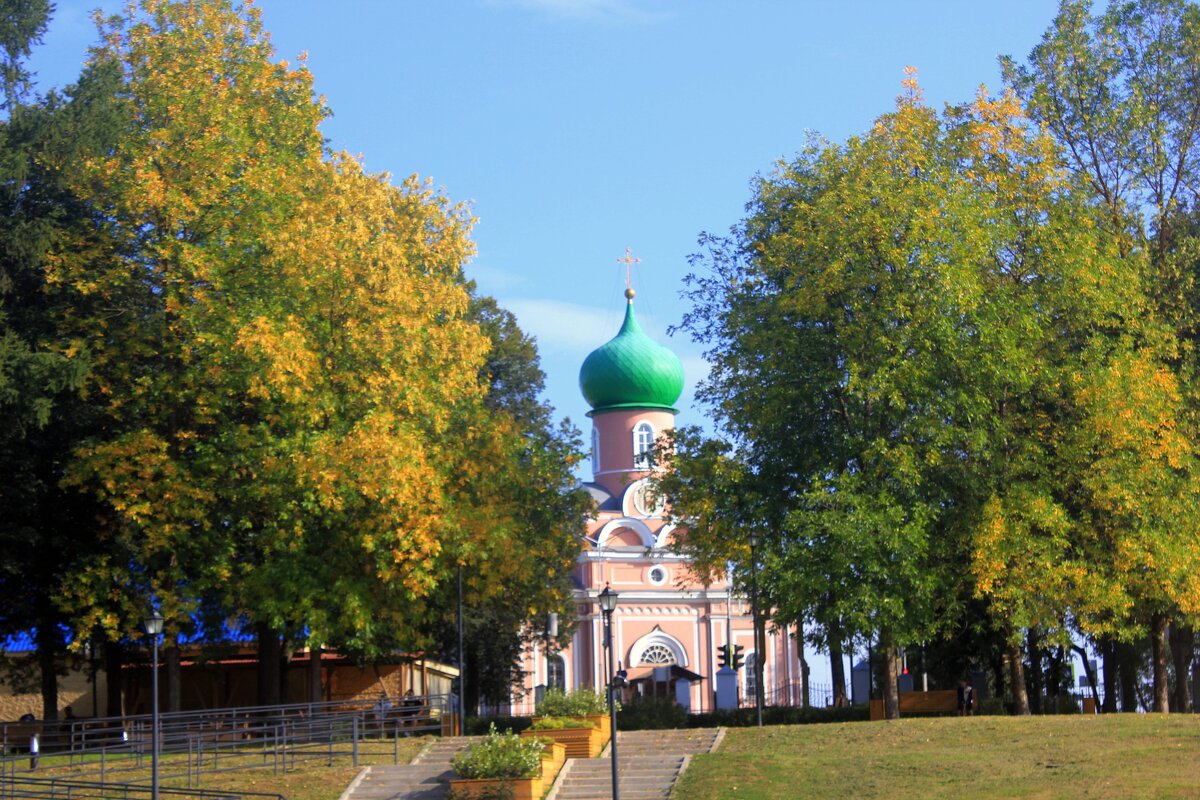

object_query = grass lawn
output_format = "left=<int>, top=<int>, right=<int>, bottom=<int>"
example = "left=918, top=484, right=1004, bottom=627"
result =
left=674, top=714, right=1200, bottom=799
left=26, top=737, right=429, bottom=800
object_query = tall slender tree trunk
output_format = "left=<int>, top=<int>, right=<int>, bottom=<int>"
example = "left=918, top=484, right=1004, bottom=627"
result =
left=165, top=644, right=181, bottom=713
left=992, top=655, right=1006, bottom=706
left=828, top=619, right=848, bottom=706
left=36, top=623, right=60, bottom=721
left=800, top=653, right=811, bottom=709
left=1071, top=644, right=1099, bottom=710
left=1047, top=645, right=1065, bottom=712
left=880, top=631, right=900, bottom=720
left=104, top=641, right=124, bottom=717
left=1026, top=629, right=1043, bottom=714
left=279, top=639, right=291, bottom=703
left=1170, top=625, right=1193, bottom=713
left=1117, top=640, right=1139, bottom=712
left=309, top=647, right=323, bottom=703
left=1100, top=637, right=1118, bottom=713
left=256, top=624, right=282, bottom=707
left=1008, top=642, right=1030, bottom=715
left=1151, top=614, right=1171, bottom=713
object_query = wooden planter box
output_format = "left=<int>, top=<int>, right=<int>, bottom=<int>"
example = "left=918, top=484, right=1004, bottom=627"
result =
left=586, top=714, right=611, bottom=740
left=522, top=723, right=604, bottom=759
left=448, top=776, right=543, bottom=800
left=540, top=740, right=566, bottom=782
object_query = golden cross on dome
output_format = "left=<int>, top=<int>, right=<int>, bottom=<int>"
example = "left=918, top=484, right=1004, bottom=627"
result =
left=617, top=247, right=641, bottom=299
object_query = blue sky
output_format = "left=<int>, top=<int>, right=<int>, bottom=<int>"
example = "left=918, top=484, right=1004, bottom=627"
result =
left=30, top=0, right=1058, bottom=440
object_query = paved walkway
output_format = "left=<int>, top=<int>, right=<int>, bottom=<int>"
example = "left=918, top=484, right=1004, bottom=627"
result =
left=338, top=728, right=723, bottom=800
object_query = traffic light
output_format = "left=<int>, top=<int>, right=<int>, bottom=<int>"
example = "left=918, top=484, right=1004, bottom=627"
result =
left=731, top=644, right=745, bottom=671
left=718, top=644, right=731, bottom=669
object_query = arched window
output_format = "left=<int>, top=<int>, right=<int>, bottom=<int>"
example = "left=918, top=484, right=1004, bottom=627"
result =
left=743, top=652, right=758, bottom=706
left=633, top=422, right=654, bottom=468
left=591, top=427, right=600, bottom=473
left=547, top=654, right=566, bottom=691
left=637, top=644, right=678, bottom=666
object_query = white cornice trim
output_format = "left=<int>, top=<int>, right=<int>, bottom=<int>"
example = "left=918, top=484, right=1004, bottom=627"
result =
left=576, top=588, right=741, bottom=602
left=580, top=550, right=691, bottom=562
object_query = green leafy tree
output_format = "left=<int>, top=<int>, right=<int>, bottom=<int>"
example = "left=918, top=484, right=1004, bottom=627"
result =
left=666, top=75, right=1149, bottom=718
left=1005, top=0, right=1200, bottom=712
left=0, top=2, right=127, bottom=718
left=668, top=79, right=984, bottom=719
left=422, top=294, right=589, bottom=712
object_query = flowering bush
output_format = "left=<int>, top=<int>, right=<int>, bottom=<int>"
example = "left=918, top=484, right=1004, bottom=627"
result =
left=534, top=688, right=611, bottom=717
left=451, top=724, right=544, bottom=780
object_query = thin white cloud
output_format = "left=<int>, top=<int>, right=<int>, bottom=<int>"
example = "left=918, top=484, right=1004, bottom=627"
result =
left=482, top=0, right=667, bottom=23
left=501, top=298, right=618, bottom=357
left=465, top=261, right=527, bottom=293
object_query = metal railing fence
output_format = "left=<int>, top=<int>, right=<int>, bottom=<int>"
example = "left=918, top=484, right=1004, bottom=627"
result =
left=0, top=774, right=285, bottom=800
left=750, top=680, right=835, bottom=709
left=1, top=695, right=454, bottom=787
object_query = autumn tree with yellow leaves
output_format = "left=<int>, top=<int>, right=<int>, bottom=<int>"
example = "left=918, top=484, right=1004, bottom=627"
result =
left=32, top=0, right=585, bottom=706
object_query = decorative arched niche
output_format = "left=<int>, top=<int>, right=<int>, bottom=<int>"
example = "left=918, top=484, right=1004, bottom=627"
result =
left=628, top=626, right=688, bottom=668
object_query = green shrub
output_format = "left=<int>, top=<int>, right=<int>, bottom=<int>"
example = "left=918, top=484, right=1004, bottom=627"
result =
left=535, top=688, right=610, bottom=717
left=528, top=716, right=597, bottom=730
left=465, top=715, right=533, bottom=736
left=617, top=696, right=688, bottom=731
left=686, top=704, right=868, bottom=728
left=1045, top=694, right=1082, bottom=715
left=975, top=697, right=1008, bottom=716
left=451, top=724, right=544, bottom=780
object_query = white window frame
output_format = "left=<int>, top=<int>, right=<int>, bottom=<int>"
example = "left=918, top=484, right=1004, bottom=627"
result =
left=547, top=654, right=566, bottom=691
left=592, top=427, right=600, bottom=473
left=744, top=652, right=758, bottom=705
left=633, top=422, right=654, bottom=468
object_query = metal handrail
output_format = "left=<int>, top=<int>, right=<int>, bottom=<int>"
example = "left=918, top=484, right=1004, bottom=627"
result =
left=2, top=695, right=455, bottom=757
left=0, top=774, right=284, bottom=800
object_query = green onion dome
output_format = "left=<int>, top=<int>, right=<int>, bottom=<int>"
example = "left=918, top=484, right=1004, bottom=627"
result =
left=579, top=298, right=684, bottom=415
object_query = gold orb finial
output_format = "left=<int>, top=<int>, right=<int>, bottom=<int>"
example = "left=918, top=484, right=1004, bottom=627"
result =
left=625, top=287, right=635, bottom=300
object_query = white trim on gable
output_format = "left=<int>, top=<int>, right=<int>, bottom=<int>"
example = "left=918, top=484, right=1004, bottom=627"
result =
left=595, top=518, right=656, bottom=548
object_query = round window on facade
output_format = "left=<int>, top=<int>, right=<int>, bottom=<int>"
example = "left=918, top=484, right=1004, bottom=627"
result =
left=648, top=565, right=668, bottom=586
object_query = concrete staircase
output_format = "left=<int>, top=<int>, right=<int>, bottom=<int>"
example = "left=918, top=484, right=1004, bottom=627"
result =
left=338, top=728, right=723, bottom=800
left=549, top=728, right=722, bottom=800
left=338, top=736, right=478, bottom=800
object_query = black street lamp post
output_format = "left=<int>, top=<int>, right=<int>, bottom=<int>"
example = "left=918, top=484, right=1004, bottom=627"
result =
left=749, top=531, right=764, bottom=727
left=598, top=585, right=620, bottom=800
left=457, top=564, right=465, bottom=737
left=142, top=612, right=164, bottom=800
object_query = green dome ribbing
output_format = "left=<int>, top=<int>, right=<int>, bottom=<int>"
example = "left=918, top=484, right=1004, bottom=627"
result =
left=579, top=300, right=684, bottom=415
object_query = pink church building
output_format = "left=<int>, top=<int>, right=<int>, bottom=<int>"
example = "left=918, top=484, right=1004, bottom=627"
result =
left=511, top=289, right=801, bottom=714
